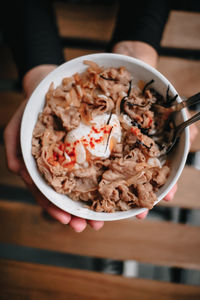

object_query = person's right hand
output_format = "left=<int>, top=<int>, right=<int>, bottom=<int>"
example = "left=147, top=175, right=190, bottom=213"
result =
left=4, top=65, right=104, bottom=232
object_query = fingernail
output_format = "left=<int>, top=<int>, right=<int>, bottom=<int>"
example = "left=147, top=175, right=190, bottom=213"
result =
left=60, top=215, right=71, bottom=225
left=164, top=192, right=173, bottom=201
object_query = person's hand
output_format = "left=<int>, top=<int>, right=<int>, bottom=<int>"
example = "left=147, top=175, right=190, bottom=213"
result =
left=112, top=41, right=198, bottom=219
left=4, top=65, right=104, bottom=232
left=112, top=40, right=158, bottom=68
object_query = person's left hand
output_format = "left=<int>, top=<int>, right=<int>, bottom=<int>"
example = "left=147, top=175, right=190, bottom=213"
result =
left=4, top=65, right=104, bottom=233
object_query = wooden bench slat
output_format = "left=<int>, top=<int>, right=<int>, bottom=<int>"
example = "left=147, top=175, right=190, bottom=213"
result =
left=0, top=201, right=200, bottom=270
left=157, top=57, right=200, bottom=98
left=159, top=166, right=200, bottom=209
left=189, top=111, right=200, bottom=153
left=161, top=11, right=200, bottom=50
left=0, top=146, right=25, bottom=188
left=64, top=48, right=101, bottom=61
left=55, top=1, right=118, bottom=42
left=1, top=259, right=200, bottom=300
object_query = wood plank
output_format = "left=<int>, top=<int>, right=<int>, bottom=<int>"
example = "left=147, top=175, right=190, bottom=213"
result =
left=161, top=11, right=200, bottom=50
left=64, top=48, right=101, bottom=61
left=0, top=146, right=25, bottom=188
left=189, top=111, right=200, bottom=153
left=0, top=201, right=200, bottom=270
left=0, top=91, right=24, bottom=128
left=1, top=259, right=200, bottom=300
left=159, top=166, right=200, bottom=209
left=55, top=1, right=118, bottom=42
left=157, top=57, right=200, bottom=98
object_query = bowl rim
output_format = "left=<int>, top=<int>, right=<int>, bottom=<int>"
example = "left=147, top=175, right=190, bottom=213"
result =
left=20, top=53, right=189, bottom=221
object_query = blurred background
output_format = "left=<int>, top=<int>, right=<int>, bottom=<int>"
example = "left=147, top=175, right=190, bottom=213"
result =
left=0, top=0, right=200, bottom=298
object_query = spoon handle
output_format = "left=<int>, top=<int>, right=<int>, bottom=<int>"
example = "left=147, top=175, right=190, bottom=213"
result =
left=175, top=111, right=200, bottom=138
left=173, top=92, right=200, bottom=111
left=163, top=111, right=200, bottom=155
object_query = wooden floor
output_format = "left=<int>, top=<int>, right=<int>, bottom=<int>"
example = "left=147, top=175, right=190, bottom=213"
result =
left=0, top=2, right=200, bottom=299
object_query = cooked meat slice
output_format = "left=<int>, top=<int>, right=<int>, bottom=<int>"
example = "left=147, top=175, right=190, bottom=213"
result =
left=52, top=106, right=81, bottom=131
left=137, top=183, right=157, bottom=209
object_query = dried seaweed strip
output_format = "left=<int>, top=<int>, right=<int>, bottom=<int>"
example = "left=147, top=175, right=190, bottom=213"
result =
left=106, top=112, right=112, bottom=125
left=136, top=140, right=152, bottom=150
left=142, top=79, right=155, bottom=95
left=127, top=101, right=149, bottom=109
left=127, top=80, right=132, bottom=97
left=150, top=88, right=164, bottom=104
left=166, top=85, right=178, bottom=107
left=166, top=85, right=170, bottom=104
left=120, top=96, right=128, bottom=114
left=100, top=75, right=118, bottom=82
left=120, top=81, right=132, bottom=114
left=131, top=121, right=150, bottom=136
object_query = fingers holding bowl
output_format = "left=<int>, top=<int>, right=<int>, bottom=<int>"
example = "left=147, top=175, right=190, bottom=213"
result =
left=136, top=210, right=149, bottom=219
left=164, top=183, right=178, bottom=202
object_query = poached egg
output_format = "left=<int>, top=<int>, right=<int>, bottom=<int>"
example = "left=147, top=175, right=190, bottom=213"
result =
left=64, top=114, right=121, bottom=166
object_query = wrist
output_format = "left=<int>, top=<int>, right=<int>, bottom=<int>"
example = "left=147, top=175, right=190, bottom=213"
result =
left=112, top=41, right=158, bottom=69
left=22, top=64, right=58, bottom=99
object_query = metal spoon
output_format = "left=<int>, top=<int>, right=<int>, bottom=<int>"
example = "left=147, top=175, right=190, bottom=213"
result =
left=158, top=111, right=200, bottom=157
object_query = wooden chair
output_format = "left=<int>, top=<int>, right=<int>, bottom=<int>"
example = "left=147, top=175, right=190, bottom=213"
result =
left=0, top=2, right=200, bottom=299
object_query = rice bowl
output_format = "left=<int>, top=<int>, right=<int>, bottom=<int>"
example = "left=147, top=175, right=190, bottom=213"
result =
left=21, top=53, right=189, bottom=221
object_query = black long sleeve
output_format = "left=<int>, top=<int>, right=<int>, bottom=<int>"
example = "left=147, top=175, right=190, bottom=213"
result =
left=1, top=0, right=65, bottom=80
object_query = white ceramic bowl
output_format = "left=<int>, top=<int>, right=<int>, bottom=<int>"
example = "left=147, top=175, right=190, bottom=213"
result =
left=21, top=53, right=189, bottom=221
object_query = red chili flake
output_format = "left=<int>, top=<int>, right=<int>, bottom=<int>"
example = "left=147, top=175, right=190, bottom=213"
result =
left=47, top=157, right=58, bottom=166
left=83, top=141, right=89, bottom=147
left=59, top=143, right=65, bottom=151
left=148, top=118, right=153, bottom=127
left=53, top=152, right=58, bottom=160
left=92, top=126, right=100, bottom=134
left=74, top=140, right=80, bottom=146
left=63, top=162, right=75, bottom=168
left=95, top=136, right=103, bottom=143
left=58, top=156, right=65, bottom=164
left=89, top=140, right=95, bottom=148
left=131, top=127, right=140, bottom=136
left=103, top=126, right=111, bottom=134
